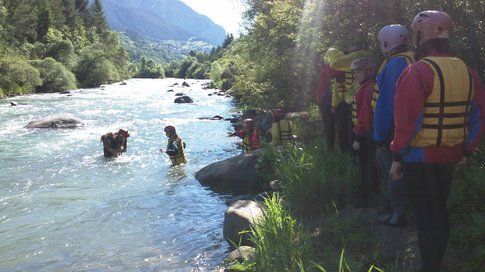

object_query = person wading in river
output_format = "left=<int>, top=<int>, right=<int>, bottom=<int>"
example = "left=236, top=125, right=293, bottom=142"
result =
left=101, top=129, right=129, bottom=158
left=389, top=10, right=484, bottom=272
left=161, top=125, right=187, bottom=166
left=228, top=118, right=261, bottom=153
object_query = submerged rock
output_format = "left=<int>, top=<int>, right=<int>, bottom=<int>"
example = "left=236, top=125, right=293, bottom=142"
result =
left=174, top=96, right=193, bottom=104
left=175, top=92, right=186, bottom=97
left=120, top=81, right=128, bottom=85
left=59, top=91, right=71, bottom=94
left=10, top=102, right=17, bottom=106
left=195, top=150, right=264, bottom=194
left=223, top=200, right=264, bottom=247
left=25, top=114, right=84, bottom=129
left=167, top=89, right=174, bottom=92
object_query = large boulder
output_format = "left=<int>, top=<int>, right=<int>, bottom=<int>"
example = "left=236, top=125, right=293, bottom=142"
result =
left=174, top=96, right=193, bottom=103
left=223, top=200, right=264, bottom=247
left=25, top=114, right=84, bottom=129
left=195, top=150, right=264, bottom=194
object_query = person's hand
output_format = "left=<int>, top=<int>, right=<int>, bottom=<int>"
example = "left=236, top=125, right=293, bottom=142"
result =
left=457, top=156, right=467, bottom=167
left=390, top=161, right=403, bottom=181
left=352, top=141, right=361, bottom=151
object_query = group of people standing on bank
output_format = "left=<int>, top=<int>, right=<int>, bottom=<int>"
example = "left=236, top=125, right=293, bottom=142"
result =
left=316, top=10, right=484, bottom=272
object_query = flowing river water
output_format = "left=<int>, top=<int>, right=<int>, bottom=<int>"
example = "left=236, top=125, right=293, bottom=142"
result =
left=0, top=79, right=241, bottom=271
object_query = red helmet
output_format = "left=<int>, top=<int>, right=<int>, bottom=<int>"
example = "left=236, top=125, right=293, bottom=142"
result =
left=411, top=10, right=453, bottom=48
left=117, top=129, right=129, bottom=138
left=164, top=125, right=176, bottom=134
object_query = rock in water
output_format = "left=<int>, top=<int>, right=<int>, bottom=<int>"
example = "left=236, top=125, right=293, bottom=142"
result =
left=25, top=114, right=85, bottom=128
left=182, top=81, right=190, bottom=87
left=195, top=150, right=264, bottom=194
left=223, top=200, right=264, bottom=247
left=174, top=96, right=193, bottom=104
left=10, top=102, right=17, bottom=106
left=175, top=92, right=186, bottom=97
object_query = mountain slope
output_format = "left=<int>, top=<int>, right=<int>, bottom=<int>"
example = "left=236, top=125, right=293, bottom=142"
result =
left=102, top=0, right=226, bottom=45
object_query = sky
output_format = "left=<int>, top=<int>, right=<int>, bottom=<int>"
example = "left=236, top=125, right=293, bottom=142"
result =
left=180, top=0, right=246, bottom=35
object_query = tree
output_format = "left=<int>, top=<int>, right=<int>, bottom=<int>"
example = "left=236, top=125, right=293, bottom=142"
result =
left=74, top=0, right=89, bottom=25
left=36, top=4, right=51, bottom=41
left=61, top=0, right=78, bottom=29
left=31, top=57, right=77, bottom=92
left=89, top=0, right=108, bottom=34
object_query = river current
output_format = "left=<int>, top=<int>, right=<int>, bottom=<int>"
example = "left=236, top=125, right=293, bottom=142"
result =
left=0, top=79, right=240, bottom=271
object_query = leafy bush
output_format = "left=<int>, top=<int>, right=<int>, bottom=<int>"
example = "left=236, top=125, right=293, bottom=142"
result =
left=45, top=39, right=77, bottom=70
left=76, top=44, right=124, bottom=87
left=259, top=141, right=358, bottom=216
left=31, top=57, right=76, bottom=92
left=135, top=57, right=164, bottom=78
left=0, top=56, right=41, bottom=97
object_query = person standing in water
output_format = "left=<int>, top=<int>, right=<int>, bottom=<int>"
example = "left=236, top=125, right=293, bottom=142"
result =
left=161, top=125, right=187, bottom=166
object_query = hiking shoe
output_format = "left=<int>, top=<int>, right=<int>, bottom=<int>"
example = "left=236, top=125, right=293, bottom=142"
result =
left=381, top=214, right=408, bottom=227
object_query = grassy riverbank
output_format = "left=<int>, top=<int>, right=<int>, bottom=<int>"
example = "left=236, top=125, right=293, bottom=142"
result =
left=228, top=132, right=484, bottom=271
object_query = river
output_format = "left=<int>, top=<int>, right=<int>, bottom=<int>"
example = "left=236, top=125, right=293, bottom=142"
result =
left=0, top=79, right=240, bottom=271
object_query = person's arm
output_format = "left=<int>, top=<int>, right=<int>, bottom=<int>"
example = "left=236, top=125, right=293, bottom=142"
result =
left=316, top=64, right=331, bottom=106
left=464, top=70, right=484, bottom=155
left=373, top=58, right=409, bottom=143
left=249, top=130, right=261, bottom=150
left=330, top=50, right=367, bottom=71
left=390, top=64, right=431, bottom=161
left=270, top=122, right=279, bottom=145
left=353, top=86, right=374, bottom=139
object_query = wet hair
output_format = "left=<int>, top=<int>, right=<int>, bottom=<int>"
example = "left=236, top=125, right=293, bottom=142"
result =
left=414, top=39, right=455, bottom=61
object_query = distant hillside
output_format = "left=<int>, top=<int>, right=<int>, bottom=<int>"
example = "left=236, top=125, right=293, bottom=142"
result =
left=119, top=32, right=214, bottom=63
left=102, top=0, right=226, bottom=45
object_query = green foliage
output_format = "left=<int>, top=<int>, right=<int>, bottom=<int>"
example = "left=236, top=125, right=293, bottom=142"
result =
left=0, top=0, right=130, bottom=94
left=31, top=57, right=76, bottom=92
left=447, top=148, right=485, bottom=271
left=251, top=193, right=314, bottom=272
left=135, top=56, right=164, bottom=78
left=259, top=141, right=358, bottom=216
left=0, top=55, right=41, bottom=97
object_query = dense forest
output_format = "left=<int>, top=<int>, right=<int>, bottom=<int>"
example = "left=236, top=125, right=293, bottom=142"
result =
left=0, top=0, right=144, bottom=97
left=209, top=0, right=485, bottom=110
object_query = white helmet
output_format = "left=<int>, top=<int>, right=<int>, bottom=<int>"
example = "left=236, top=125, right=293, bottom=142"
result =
left=378, top=24, right=409, bottom=54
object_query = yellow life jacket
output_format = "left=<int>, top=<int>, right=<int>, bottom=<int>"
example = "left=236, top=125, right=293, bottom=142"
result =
left=272, top=119, right=294, bottom=145
left=353, top=82, right=376, bottom=125
left=372, top=51, right=414, bottom=110
left=169, top=139, right=187, bottom=165
left=410, top=57, right=474, bottom=147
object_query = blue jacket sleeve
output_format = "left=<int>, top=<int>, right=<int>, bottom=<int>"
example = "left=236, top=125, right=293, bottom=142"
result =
left=373, top=57, right=409, bottom=142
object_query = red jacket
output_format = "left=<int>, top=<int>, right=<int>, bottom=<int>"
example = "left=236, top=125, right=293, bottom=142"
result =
left=316, top=64, right=345, bottom=107
left=391, top=52, right=484, bottom=163
left=235, top=129, right=261, bottom=150
left=353, top=80, right=375, bottom=139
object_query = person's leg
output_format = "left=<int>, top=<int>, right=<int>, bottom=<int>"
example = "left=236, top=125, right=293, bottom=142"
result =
left=352, top=141, right=369, bottom=207
left=321, top=103, right=335, bottom=150
left=429, top=163, right=454, bottom=270
left=405, top=163, right=454, bottom=271
left=335, top=102, right=347, bottom=153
